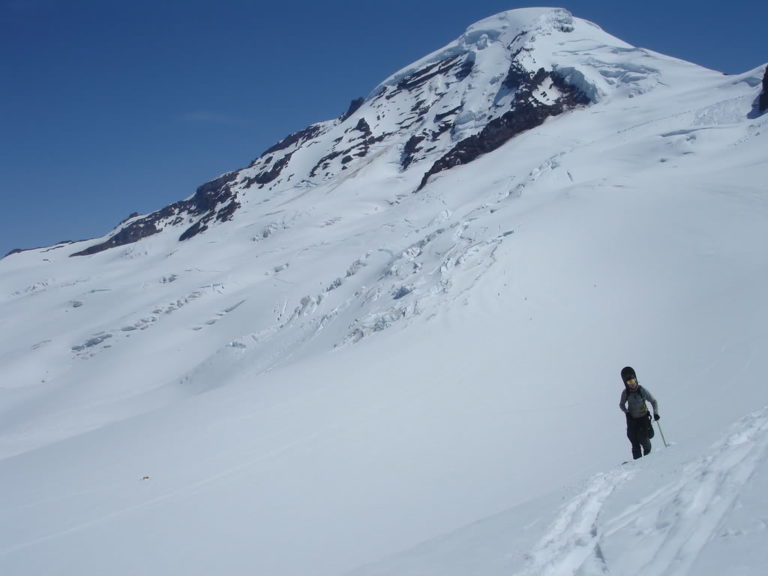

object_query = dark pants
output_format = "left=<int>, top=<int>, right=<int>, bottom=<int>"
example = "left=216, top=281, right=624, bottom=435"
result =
left=626, top=415, right=652, bottom=459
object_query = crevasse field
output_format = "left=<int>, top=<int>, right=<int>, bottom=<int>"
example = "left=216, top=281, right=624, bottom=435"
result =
left=1, top=8, right=767, bottom=576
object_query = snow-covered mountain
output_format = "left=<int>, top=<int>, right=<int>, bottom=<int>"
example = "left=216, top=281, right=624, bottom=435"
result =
left=1, top=8, right=767, bottom=576
left=60, top=8, right=671, bottom=256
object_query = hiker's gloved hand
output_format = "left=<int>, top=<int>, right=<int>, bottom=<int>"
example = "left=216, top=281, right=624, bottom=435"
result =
left=653, top=413, right=660, bottom=421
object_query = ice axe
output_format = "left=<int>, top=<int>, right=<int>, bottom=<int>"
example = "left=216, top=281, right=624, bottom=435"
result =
left=655, top=418, right=669, bottom=448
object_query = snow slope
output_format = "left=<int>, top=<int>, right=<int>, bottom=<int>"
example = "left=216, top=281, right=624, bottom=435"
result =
left=349, top=407, right=768, bottom=576
left=1, top=8, right=767, bottom=576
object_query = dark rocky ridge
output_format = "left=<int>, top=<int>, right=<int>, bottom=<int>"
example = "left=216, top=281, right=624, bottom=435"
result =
left=417, top=66, right=591, bottom=190
left=372, top=54, right=476, bottom=170
left=260, top=124, right=323, bottom=157
left=243, top=124, right=326, bottom=190
left=760, top=66, right=768, bottom=112
left=401, top=135, right=426, bottom=169
left=67, top=23, right=593, bottom=257
left=72, top=172, right=239, bottom=256
left=310, top=117, right=381, bottom=177
left=393, top=53, right=473, bottom=94
left=341, top=98, right=365, bottom=122
left=71, top=123, right=330, bottom=256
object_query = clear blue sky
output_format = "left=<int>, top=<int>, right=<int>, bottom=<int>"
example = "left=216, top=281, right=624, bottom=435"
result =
left=2, top=0, right=765, bottom=256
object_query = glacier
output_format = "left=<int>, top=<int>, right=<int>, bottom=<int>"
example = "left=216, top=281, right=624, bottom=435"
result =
left=1, top=7, right=767, bottom=576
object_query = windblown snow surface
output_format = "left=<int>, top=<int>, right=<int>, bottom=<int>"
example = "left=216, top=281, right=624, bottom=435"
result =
left=1, top=8, right=767, bottom=576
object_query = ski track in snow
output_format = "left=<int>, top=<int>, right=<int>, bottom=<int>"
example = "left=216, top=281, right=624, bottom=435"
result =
left=515, top=407, right=768, bottom=576
left=1, top=9, right=767, bottom=576
left=513, top=468, right=634, bottom=576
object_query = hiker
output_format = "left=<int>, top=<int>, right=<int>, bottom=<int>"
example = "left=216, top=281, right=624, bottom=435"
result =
left=619, top=366, right=660, bottom=460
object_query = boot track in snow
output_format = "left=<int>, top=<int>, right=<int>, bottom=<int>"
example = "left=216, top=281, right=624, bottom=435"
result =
left=514, top=407, right=768, bottom=576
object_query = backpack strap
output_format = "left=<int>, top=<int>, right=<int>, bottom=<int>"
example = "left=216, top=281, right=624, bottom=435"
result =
left=626, top=385, right=650, bottom=415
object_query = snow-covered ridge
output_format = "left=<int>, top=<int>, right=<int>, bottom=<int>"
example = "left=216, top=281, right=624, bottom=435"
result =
left=15, top=7, right=723, bottom=259
left=378, top=8, right=578, bottom=89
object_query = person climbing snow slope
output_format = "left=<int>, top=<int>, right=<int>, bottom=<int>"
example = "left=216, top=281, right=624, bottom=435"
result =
left=619, top=366, right=660, bottom=460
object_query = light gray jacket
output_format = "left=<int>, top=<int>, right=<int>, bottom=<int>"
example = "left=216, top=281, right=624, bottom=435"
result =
left=619, top=385, right=659, bottom=419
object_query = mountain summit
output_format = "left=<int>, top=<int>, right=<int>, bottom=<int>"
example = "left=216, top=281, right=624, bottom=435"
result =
left=1, top=8, right=767, bottom=576
left=66, top=8, right=712, bottom=256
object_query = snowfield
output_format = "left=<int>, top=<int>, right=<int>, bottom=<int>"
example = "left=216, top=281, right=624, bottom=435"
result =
left=1, top=8, right=767, bottom=576
left=351, top=407, right=768, bottom=576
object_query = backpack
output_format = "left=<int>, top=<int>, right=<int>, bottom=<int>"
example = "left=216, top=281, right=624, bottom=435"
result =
left=626, top=385, right=655, bottom=438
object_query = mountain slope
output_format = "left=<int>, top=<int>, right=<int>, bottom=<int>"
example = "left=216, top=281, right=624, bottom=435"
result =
left=1, top=7, right=767, bottom=576
left=347, top=407, right=768, bottom=576
left=62, top=7, right=712, bottom=256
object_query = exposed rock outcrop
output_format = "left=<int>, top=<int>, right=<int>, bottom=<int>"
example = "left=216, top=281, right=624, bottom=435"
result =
left=417, top=67, right=590, bottom=190
left=72, top=172, right=239, bottom=256
left=340, top=97, right=365, bottom=122
left=66, top=9, right=615, bottom=257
